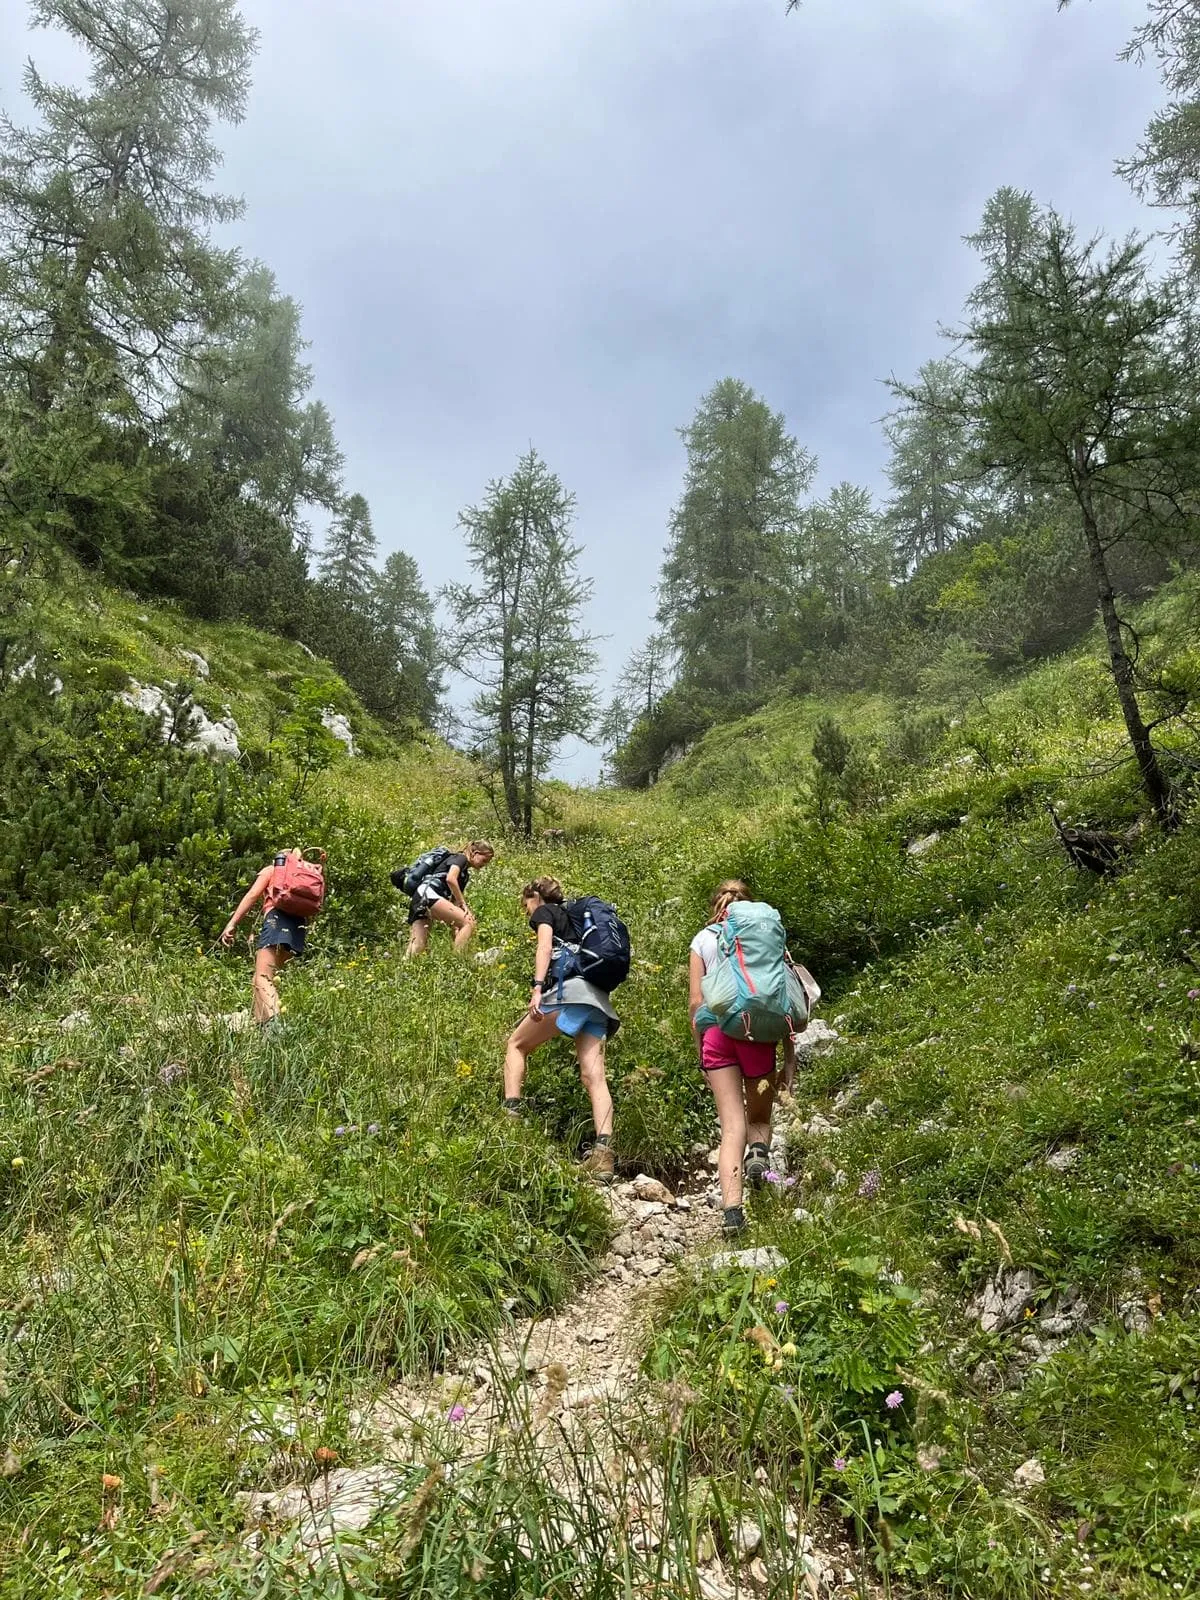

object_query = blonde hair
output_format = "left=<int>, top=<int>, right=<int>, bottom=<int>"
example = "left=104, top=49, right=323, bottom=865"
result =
left=521, top=876, right=565, bottom=905
left=466, top=840, right=495, bottom=859
left=709, top=879, right=751, bottom=920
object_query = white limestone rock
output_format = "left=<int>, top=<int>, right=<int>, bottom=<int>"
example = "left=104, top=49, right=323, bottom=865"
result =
left=321, top=708, right=356, bottom=755
left=176, top=648, right=210, bottom=679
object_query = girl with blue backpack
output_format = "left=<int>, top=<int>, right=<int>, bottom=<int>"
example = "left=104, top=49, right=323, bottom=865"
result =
left=501, top=877, right=629, bottom=1183
left=689, top=880, right=804, bottom=1237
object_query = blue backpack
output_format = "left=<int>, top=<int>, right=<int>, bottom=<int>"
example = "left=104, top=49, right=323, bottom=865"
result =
left=390, top=846, right=451, bottom=896
left=698, top=900, right=810, bottom=1043
left=551, top=896, right=632, bottom=997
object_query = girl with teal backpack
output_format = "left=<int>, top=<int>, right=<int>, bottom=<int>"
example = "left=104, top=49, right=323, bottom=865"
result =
left=689, top=880, right=815, bottom=1237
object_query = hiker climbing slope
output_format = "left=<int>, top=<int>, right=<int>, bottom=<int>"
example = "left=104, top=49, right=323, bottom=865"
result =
left=689, top=880, right=807, bottom=1237
left=396, top=840, right=494, bottom=957
left=502, top=877, right=630, bottom=1183
left=221, top=847, right=326, bottom=1027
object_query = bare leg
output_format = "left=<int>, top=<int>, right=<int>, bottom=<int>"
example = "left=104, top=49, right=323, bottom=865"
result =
left=746, top=1071, right=777, bottom=1155
left=405, top=918, right=431, bottom=958
left=705, top=1065, right=748, bottom=1210
left=575, top=1032, right=614, bottom=1138
left=252, top=946, right=289, bottom=1024
left=422, top=897, right=477, bottom=953
left=503, top=1012, right=560, bottom=1100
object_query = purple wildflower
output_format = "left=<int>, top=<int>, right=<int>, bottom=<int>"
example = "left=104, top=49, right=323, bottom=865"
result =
left=1065, top=984, right=1077, bottom=995
left=448, top=1404, right=466, bottom=1423
left=775, top=1300, right=789, bottom=1315
left=832, top=1456, right=847, bottom=1472
left=367, top=1123, right=381, bottom=1135
left=885, top=1390, right=904, bottom=1410
left=334, top=1125, right=346, bottom=1137
left=858, top=1169, right=882, bottom=1199
left=764, top=1169, right=782, bottom=1185
left=1189, top=990, right=1200, bottom=1001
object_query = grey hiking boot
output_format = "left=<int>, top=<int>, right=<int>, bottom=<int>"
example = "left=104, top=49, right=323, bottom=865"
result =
left=744, top=1143, right=770, bottom=1187
left=580, top=1142, right=615, bottom=1184
left=722, top=1205, right=747, bottom=1238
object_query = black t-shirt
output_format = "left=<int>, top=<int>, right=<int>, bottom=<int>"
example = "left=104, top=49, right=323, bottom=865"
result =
left=428, top=852, right=469, bottom=897
left=529, top=902, right=573, bottom=941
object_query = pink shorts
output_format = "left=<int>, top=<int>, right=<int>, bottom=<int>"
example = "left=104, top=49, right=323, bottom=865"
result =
left=700, top=1029, right=777, bottom=1080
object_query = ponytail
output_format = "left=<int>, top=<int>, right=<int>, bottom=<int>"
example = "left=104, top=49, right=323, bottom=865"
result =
left=521, top=876, right=565, bottom=905
left=709, top=878, right=751, bottom=920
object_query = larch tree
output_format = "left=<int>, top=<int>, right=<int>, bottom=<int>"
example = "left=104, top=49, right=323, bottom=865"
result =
left=0, top=0, right=257, bottom=415
left=658, top=378, right=813, bottom=698
left=319, top=493, right=378, bottom=608
left=882, top=359, right=978, bottom=571
left=176, top=264, right=344, bottom=546
left=446, top=449, right=596, bottom=836
left=374, top=549, right=443, bottom=726
left=964, top=212, right=1198, bottom=823
left=801, top=482, right=888, bottom=612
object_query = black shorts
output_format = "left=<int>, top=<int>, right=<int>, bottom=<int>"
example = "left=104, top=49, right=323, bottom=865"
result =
left=407, top=883, right=451, bottom=925
left=258, top=909, right=307, bottom=955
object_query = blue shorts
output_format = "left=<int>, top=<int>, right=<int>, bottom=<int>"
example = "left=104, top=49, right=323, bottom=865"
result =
left=258, top=909, right=307, bottom=955
left=543, top=1003, right=607, bottom=1040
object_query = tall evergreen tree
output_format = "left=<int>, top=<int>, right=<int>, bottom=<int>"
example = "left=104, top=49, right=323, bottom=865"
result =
left=964, top=213, right=1196, bottom=823
left=658, top=378, right=814, bottom=698
left=176, top=264, right=343, bottom=545
left=374, top=549, right=443, bottom=726
left=0, top=0, right=257, bottom=414
left=318, top=493, right=377, bottom=607
left=446, top=449, right=596, bottom=835
left=801, top=482, right=889, bottom=612
left=882, top=359, right=977, bottom=571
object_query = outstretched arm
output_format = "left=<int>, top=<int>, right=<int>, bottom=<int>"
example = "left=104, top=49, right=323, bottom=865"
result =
left=221, top=866, right=272, bottom=946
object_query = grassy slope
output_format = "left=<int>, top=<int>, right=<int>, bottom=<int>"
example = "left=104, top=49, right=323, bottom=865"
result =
left=5, top=573, right=1200, bottom=1594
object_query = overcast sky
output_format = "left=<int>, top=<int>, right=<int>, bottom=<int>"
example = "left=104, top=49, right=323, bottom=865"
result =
left=1, top=0, right=1166, bottom=776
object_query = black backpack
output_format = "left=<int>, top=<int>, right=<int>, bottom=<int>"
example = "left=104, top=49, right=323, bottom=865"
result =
left=390, top=846, right=452, bottom=896
left=551, top=896, right=632, bottom=996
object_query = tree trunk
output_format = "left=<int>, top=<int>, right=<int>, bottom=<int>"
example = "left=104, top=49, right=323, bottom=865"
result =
left=1075, top=459, right=1172, bottom=823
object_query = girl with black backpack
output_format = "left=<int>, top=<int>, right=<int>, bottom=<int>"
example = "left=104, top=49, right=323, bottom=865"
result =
left=502, top=877, right=623, bottom=1182
left=402, top=840, right=494, bottom=957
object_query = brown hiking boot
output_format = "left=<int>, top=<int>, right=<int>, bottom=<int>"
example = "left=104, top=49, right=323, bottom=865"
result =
left=580, top=1143, right=615, bottom=1184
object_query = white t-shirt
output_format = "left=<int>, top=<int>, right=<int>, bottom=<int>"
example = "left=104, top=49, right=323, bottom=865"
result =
left=690, top=926, right=720, bottom=973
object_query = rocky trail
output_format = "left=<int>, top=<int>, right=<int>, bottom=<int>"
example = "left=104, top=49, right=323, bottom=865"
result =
left=239, top=1020, right=875, bottom=1596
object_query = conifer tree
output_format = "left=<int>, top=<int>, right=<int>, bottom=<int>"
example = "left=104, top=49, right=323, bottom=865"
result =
left=319, top=494, right=378, bottom=607
left=882, top=360, right=977, bottom=571
left=447, top=449, right=596, bottom=835
left=0, top=0, right=257, bottom=413
left=374, top=549, right=443, bottom=726
left=658, top=378, right=813, bottom=699
left=963, top=212, right=1194, bottom=823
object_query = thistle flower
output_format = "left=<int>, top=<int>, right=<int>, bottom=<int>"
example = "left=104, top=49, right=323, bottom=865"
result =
left=885, top=1389, right=904, bottom=1410
left=832, top=1456, right=847, bottom=1472
left=448, top=1404, right=466, bottom=1424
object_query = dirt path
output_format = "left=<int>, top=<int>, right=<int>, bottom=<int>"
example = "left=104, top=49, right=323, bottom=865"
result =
left=242, top=1121, right=870, bottom=1596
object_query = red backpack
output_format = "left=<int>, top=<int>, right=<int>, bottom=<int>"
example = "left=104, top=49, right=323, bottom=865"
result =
left=267, top=851, right=327, bottom=918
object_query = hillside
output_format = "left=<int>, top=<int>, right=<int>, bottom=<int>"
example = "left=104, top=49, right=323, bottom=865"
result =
left=4, top=573, right=1200, bottom=1596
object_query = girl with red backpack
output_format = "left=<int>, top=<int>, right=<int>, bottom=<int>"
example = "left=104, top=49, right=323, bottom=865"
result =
left=220, top=848, right=326, bottom=1026
left=690, top=879, right=799, bottom=1238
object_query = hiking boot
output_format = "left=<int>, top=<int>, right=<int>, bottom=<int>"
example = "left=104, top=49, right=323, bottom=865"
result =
left=744, top=1143, right=770, bottom=1187
left=580, top=1142, right=615, bottom=1184
left=722, top=1205, right=747, bottom=1238
left=502, top=1097, right=524, bottom=1120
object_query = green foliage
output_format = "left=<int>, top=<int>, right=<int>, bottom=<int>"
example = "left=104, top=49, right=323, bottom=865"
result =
left=276, top=677, right=345, bottom=797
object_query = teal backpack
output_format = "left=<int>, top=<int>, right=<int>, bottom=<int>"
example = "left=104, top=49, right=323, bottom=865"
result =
left=698, top=901, right=811, bottom=1043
